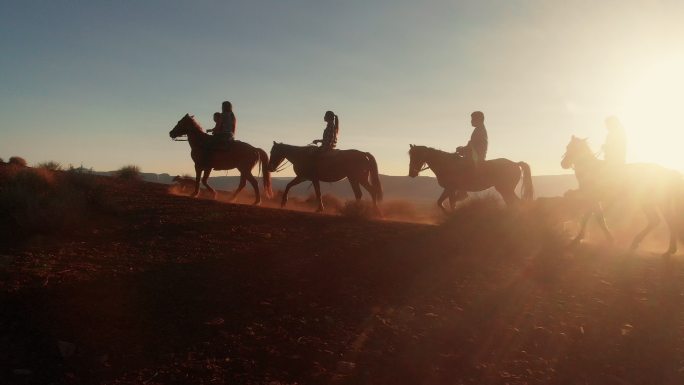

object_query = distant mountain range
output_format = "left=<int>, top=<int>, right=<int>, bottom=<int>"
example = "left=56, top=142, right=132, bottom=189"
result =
left=100, top=171, right=578, bottom=202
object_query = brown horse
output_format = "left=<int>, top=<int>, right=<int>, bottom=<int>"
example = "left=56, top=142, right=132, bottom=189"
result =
left=169, top=114, right=272, bottom=204
left=561, top=136, right=683, bottom=255
left=408, top=145, right=534, bottom=213
left=268, top=142, right=383, bottom=212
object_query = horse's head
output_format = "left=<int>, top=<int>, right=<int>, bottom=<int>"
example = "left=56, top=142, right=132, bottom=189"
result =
left=268, top=141, right=287, bottom=172
left=561, top=136, right=594, bottom=170
left=408, top=144, right=428, bottom=178
left=169, top=114, right=201, bottom=139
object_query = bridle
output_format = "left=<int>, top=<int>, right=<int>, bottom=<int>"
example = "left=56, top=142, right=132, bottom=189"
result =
left=273, top=158, right=291, bottom=173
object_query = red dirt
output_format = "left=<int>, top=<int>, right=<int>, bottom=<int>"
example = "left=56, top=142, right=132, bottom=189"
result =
left=2, top=176, right=684, bottom=384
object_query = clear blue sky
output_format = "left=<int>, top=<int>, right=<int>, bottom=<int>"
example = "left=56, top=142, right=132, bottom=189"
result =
left=2, top=1, right=683, bottom=176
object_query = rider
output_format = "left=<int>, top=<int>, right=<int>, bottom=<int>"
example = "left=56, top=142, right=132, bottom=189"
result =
left=466, top=111, right=488, bottom=166
left=207, top=112, right=222, bottom=134
left=602, top=115, right=626, bottom=165
left=218, top=101, right=236, bottom=142
left=313, top=110, right=338, bottom=151
left=456, top=111, right=488, bottom=167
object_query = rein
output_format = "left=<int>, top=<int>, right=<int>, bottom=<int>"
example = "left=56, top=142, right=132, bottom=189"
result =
left=274, top=159, right=292, bottom=173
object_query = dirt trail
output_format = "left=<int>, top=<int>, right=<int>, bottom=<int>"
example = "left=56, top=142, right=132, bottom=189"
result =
left=2, top=178, right=684, bottom=385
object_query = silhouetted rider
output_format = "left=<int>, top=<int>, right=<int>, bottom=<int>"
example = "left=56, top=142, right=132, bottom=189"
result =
left=457, top=111, right=488, bottom=168
left=312, top=110, right=339, bottom=151
left=215, top=101, right=236, bottom=142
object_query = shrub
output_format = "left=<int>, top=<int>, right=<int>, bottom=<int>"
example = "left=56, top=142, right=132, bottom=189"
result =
left=36, top=161, right=63, bottom=171
left=8, top=156, right=27, bottom=167
left=0, top=167, right=108, bottom=245
left=115, top=165, right=141, bottom=180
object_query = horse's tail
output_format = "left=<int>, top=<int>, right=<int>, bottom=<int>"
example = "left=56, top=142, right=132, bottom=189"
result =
left=518, top=162, right=534, bottom=201
left=257, top=148, right=273, bottom=198
left=366, top=152, right=383, bottom=202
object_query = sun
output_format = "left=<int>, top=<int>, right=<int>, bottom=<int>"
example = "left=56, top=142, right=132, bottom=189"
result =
left=619, top=56, right=684, bottom=171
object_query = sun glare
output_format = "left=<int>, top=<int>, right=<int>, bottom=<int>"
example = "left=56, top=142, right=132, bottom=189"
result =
left=619, top=56, right=684, bottom=171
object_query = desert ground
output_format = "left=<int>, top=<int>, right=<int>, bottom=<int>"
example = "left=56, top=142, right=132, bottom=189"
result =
left=2, top=165, right=684, bottom=385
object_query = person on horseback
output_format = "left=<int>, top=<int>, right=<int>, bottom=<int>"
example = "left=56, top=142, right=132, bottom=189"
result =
left=217, top=101, right=236, bottom=142
left=313, top=110, right=338, bottom=151
left=602, top=115, right=626, bottom=165
left=458, top=111, right=488, bottom=167
left=206, top=112, right=222, bottom=134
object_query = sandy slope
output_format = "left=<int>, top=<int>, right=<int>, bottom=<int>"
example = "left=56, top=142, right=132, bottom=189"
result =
left=2, top=177, right=684, bottom=385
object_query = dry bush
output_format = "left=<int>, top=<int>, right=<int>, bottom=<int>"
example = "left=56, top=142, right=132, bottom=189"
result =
left=8, top=156, right=27, bottom=167
left=115, top=165, right=141, bottom=180
left=36, top=161, right=63, bottom=171
left=0, top=167, right=108, bottom=244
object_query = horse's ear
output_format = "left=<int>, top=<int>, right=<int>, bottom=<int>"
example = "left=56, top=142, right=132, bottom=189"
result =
left=273, top=141, right=276, bottom=145
left=190, top=115, right=195, bottom=118
left=410, top=144, right=414, bottom=148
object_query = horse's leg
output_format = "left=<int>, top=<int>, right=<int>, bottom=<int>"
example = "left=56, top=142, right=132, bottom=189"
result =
left=497, top=186, right=520, bottom=207
left=437, top=189, right=450, bottom=215
left=245, top=172, right=261, bottom=205
left=282, top=176, right=304, bottom=208
left=448, top=190, right=456, bottom=211
left=593, top=204, right=614, bottom=244
left=313, top=180, right=324, bottom=212
left=230, top=175, right=247, bottom=202
left=448, top=190, right=468, bottom=211
left=630, top=204, right=661, bottom=251
left=571, top=208, right=594, bottom=246
left=359, top=178, right=383, bottom=216
left=349, top=178, right=363, bottom=201
left=191, top=165, right=202, bottom=197
left=202, top=168, right=216, bottom=199
left=662, top=203, right=677, bottom=256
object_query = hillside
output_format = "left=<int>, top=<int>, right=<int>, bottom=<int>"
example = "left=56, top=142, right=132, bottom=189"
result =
left=2, top=170, right=684, bottom=385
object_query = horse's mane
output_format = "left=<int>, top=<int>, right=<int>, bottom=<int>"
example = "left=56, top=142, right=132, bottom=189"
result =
left=571, top=138, right=597, bottom=159
left=185, top=115, right=206, bottom=133
left=409, top=145, right=451, bottom=156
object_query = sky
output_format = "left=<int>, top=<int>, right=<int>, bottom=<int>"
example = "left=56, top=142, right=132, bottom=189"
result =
left=1, top=0, right=683, bottom=176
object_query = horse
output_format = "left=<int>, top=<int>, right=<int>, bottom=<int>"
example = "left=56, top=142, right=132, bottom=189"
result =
left=561, top=136, right=683, bottom=256
left=407, top=144, right=534, bottom=213
left=268, top=142, right=383, bottom=212
left=169, top=114, right=272, bottom=204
